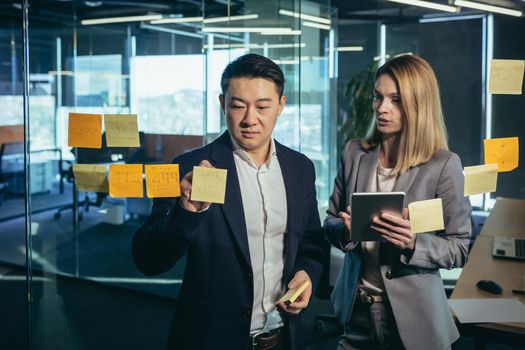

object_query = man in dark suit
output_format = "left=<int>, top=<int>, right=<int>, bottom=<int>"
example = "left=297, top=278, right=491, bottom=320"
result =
left=132, top=53, right=324, bottom=350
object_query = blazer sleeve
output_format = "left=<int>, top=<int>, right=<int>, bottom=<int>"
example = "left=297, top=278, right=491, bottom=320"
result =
left=132, top=153, right=210, bottom=276
left=324, top=141, right=358, bottom=251
left=401, top=153, right=472, bottom=269
left=132, top=197, right=208, bottom=276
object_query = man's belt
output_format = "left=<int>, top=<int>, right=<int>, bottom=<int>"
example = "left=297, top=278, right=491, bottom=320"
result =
left=250, top=327, right=283, bottom=350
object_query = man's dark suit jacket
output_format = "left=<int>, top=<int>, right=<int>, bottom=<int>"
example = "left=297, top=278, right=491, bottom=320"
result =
left=132, top=131, right=324, bottom=350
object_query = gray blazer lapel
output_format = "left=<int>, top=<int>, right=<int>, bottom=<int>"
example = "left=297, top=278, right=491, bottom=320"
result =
left=394, top=166, right=420, bottom=205
left=355, top=146, right=380, bottom=192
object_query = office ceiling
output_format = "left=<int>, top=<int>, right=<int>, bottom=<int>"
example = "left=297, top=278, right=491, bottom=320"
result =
left=334, top=0, right=525, bottom=21
left=0, top=0, right=524, bottom=26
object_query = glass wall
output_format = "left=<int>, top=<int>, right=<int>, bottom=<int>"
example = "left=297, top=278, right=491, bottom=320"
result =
left=0, top=0, right=338, bottom=348
left=337, top=14, right=515, bottom=210
left=203, top=0, right=336, bottom=209
left=9, top=0, right=524, bottom=348
left=26, top=2, right=206, bottom=348
left=0, top=4, right=27, bottom=349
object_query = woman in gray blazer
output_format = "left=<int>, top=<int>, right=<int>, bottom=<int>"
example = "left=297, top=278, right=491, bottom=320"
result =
left=324, top=55, right=471, bottom=350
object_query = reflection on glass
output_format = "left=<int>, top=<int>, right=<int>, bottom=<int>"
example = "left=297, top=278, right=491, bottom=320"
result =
left=130, top=55, right=204, bottom=135
left=15, top=0, right=336, bottom=348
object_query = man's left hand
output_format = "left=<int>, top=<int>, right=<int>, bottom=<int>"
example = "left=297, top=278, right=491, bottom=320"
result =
left=275, top=270, right=312, bottom=315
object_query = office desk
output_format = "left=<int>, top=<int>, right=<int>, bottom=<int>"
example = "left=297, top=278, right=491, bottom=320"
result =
left=3, top=157, right=54, bottom=194
left=451, top=197, right=525, bottom=345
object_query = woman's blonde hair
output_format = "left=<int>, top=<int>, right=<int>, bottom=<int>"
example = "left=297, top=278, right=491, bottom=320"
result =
left=362, top=54, right=448, bottom=174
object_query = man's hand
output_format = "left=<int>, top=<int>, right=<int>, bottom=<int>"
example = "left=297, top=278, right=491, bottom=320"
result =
left=275, top=270, right=312, bottom=315
left=180, top=160, right=213, bottom=212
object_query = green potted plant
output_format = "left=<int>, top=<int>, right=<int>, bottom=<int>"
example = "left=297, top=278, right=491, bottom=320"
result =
left=340, top=60, right=378, bottom=145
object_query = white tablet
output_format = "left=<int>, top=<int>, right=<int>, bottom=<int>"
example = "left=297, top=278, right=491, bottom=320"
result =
left=350, top=192, right=405, bottom=242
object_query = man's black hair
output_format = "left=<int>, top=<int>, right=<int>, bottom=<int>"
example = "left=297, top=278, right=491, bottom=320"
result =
left=220, top=53, right=285, bottom=98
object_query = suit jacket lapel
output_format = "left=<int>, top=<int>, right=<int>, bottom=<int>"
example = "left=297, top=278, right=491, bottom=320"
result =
left=355, top=146, right=380, bottom=192
left=209, top=132, right=252, bottom=269
left=394, top=166, right=420, bottom=204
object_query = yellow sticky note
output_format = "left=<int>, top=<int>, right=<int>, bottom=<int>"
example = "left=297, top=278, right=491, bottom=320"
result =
left=464, top=164, right=498, bottom=196
left=489, top=59, right=525, bottom=95
left=104, top=114, right=140, bottom=147
left=109, top=164, right=144, bottom=198
left=145, top=164, right=181, bottom=198
left=484, top=137, right=519, bottom=172
left=190, top=166, right=227, bottom=204
left=68, top=113, right=102, bottom=149
left=408, top=198, right=444, bottom=234
left=72, top=164, right=109, bottom=193
left=278, top=280, right=310, bottom=305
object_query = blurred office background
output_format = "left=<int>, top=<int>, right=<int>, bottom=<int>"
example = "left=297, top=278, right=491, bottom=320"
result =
left=0, top=0, right=523, bottom=349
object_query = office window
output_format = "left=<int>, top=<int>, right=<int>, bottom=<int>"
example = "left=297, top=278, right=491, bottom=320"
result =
left=74, top=54, right=125, bottom=107
left=130, top=55, right=204, bottom=135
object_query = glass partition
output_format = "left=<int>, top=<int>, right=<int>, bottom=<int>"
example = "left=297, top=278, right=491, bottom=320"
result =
left=26, top=2, right=204, bottom=348
left=339, top=15, right=488, bottom=208
left=0, top=4, right=27, bottom=349
left=21, top=0, right=336, bottom=348
left=3, top=0, right=524, bottom=348
left=203, top=0, right=336, bottom=211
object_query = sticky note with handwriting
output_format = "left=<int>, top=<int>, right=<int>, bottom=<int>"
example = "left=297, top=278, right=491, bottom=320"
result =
left=464, top=164, right=498, bottom=196
left=72, top=164, right=109, bottom=193
left=104, top=114, right=140, bottom=147
left=109, top=164, right=144, bottom=198
left=145, top=164, right=181, bottom=198
left=68, top=113, right=102, bottom=149
left=408, top=198, right=444, bottom=234
left=489, top=59, right=524, bottom=95
left=484, top=137, right=519, bottom=172
left=190, top=166, right=227, bottom=204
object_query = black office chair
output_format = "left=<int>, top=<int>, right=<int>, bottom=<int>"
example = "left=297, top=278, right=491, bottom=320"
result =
left=53, top=132, right=147, bottom=220
left=53, top=160, right=106, bottom=220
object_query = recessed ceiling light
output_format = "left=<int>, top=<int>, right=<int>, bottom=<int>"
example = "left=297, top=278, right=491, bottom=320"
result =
left=84, top=1, right=102, bottom=7
left=455, top=0, right=523, bottom=17
left=81, top=14, right=163, bottom=25
left=387, top=0, right=458, bottom=13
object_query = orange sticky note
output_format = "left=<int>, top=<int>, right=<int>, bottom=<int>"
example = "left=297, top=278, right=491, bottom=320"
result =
left=68, top=113, right=102, bottom=149
left=109, top=164, right=144, bottom=198
left=145, top=164, right=181, bottom=198
left=484, top=137, right=519, bottom=172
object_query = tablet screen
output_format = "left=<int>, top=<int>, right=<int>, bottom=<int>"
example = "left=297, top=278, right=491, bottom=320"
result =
left=350, top=192, right=405, bottom=242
